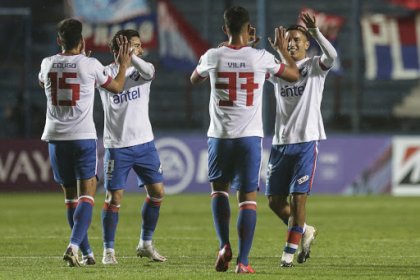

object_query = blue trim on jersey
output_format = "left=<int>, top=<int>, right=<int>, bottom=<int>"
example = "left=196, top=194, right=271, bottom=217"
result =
left=208, top=137, right=262, bottom=192
left=104, top=141, right=163, bottom=191
left=265, top=141, right=318, bottom=196
left=49, top=139, right=97, bottom=185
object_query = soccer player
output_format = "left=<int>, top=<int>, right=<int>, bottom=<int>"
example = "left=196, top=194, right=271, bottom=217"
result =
left=97, top=29, right=166, bottom=265
left=38, top=18, right=131, bottom=267
left=265, top=13, right=338, bottom=267
left=190, top=6, right=299, bottom=274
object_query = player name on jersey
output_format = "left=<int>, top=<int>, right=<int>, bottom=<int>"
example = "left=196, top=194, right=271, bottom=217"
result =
left=228, top=62, right=246, bottom=68
left=52, top=63, right=77, bottom=69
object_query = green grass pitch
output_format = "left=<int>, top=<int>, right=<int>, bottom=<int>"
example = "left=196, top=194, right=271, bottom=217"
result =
left=0, top=193, right=419, bottom=279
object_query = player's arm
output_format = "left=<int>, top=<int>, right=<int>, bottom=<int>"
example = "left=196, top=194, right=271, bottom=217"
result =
left=268, top=26, right=299, bottom=82
left=131, top=55, right=155, bottom=80
left=190, top=69, right=208, bottom=85
left=190, top=54, right=209, bottom=85
left=38, top=62, right=45, bottom=89
left=102, top=35, right=131, bottom=94
left=301, top=13, right=338, bottom=69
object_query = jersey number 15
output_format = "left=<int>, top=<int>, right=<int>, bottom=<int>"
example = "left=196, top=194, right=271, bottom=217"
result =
left=48, top=72, right=80, bottom=106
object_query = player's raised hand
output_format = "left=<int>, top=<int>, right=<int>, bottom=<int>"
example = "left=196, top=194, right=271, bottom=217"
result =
left=268, top=26, right=288, bottom=53
left=248, top=26, right=261, bottom=48
left=300, top=12, right=316, bottom=29
left=80, top=38, right=92, bottom=57
left=116, top=35, right=131, bottom=68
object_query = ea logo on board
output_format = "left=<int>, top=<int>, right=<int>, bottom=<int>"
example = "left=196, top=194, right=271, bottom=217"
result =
left=155, top=137, right=195, bottom=194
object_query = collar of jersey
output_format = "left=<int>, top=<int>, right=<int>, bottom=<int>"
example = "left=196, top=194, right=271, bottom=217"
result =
left=225, top=45, right=248, bottom=50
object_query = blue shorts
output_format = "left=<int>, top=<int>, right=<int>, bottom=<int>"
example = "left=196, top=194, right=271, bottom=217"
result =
left=104, top=141, right=163, bottom=191
left=208, top=137, right=262, bottom=193
left=48, top=139, right=97, bottom=185
left=265, top=141, right=319, bottom=196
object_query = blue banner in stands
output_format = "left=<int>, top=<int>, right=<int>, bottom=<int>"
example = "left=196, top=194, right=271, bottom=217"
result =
left=67, top=0, right=150, bottom=24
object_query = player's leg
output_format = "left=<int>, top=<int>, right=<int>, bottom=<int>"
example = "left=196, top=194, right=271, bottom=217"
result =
left=66, top=140, right=98, bottom=266
left=137, top=182, right=166, bottom=262
left=49, top=141, right=86, bottom=267
left=235, top=190, right=257, bottom=274
left=268, top=195, right=291, bottom=226
left=62, top=184, right=95, bottom=265
left=211, top=181, right=232, bottom=272
left=130, top=141, right=166, bottom=262
left=281, top=141, right=318, bottom=267
left=101, top=147, right=131, bottom=265
left=281, top=193, right=305, bottom=267
left=208, top=138, right=234, bottom=272
left=266, top=144, right=293, bottom=226
left=294, top=141, right=319, bottom=264
left=102, top=189, right=123, bottom=264
left=233, top=136, right=261, bottom=274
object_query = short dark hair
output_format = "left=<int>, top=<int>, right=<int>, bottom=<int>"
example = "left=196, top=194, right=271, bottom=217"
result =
left=286, top=24, right=311, bottom=40
left=224, top=6, right=250, bottom=36
left=109, top=29, right=140, bottom=53
left=57, top=18, right=83, bottom=50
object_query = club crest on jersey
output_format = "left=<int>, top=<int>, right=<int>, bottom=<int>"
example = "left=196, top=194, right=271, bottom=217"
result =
left=299, top=66, right=309, bottom=77
left=129, top=70, right=140, bottom=81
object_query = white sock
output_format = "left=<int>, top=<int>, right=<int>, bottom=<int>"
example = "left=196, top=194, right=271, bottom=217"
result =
left=104, top=248, right=114, bottom=253
left=139, top=240, right=152, bottom=248
left=281, top=251, right=294, bottom=263
left=69, top=243, right=79, bottom=253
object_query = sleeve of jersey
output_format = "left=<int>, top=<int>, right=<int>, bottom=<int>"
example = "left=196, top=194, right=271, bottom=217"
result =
left=38, top=60, right=45, bottom=83
left=264, top=52, right=285, bottom=78
left=131, top=55, right=155, bottom=81
left=194, top=53, right=210, bottom=79
left=307, top=28, right=338, bottom=71
left=93, top=59, right=112, bottom=87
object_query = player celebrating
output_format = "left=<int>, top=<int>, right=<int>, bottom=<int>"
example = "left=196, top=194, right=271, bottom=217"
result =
left=190, top=6, right=299, bottom=274
left=98, top=29, right=166, bottom=265
left=38, top=18, right=131, bottom=267
left=265, top=13, right=338, bottom=267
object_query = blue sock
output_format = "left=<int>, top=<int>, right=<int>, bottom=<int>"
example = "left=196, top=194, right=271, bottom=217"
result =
left=141, top=196, right=162, bottom=241
left=102, top=203, right=120, bottom=249
left=70, top=196, right=94, bottom=246
left=65, top=200, right=92, bottom=255
left=284, top=225, right=304, bottom=255
left=236, top=202, right=257, bottom=266
left=211, top=192, right=230, bottom=249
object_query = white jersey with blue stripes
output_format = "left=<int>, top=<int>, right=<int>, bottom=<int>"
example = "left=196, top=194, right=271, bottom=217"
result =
left=98, top=62, right=155, bottom=149
left=269, top=56, right=330, bottom=145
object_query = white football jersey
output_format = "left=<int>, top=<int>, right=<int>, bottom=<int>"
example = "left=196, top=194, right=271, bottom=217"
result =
left=195, top=46, right=284, bottom=138
left=269, top=56, right=330, bottom=145
left=98, top=63, right=155, bottom=148
left=39, top=54, right=111, bottom=141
